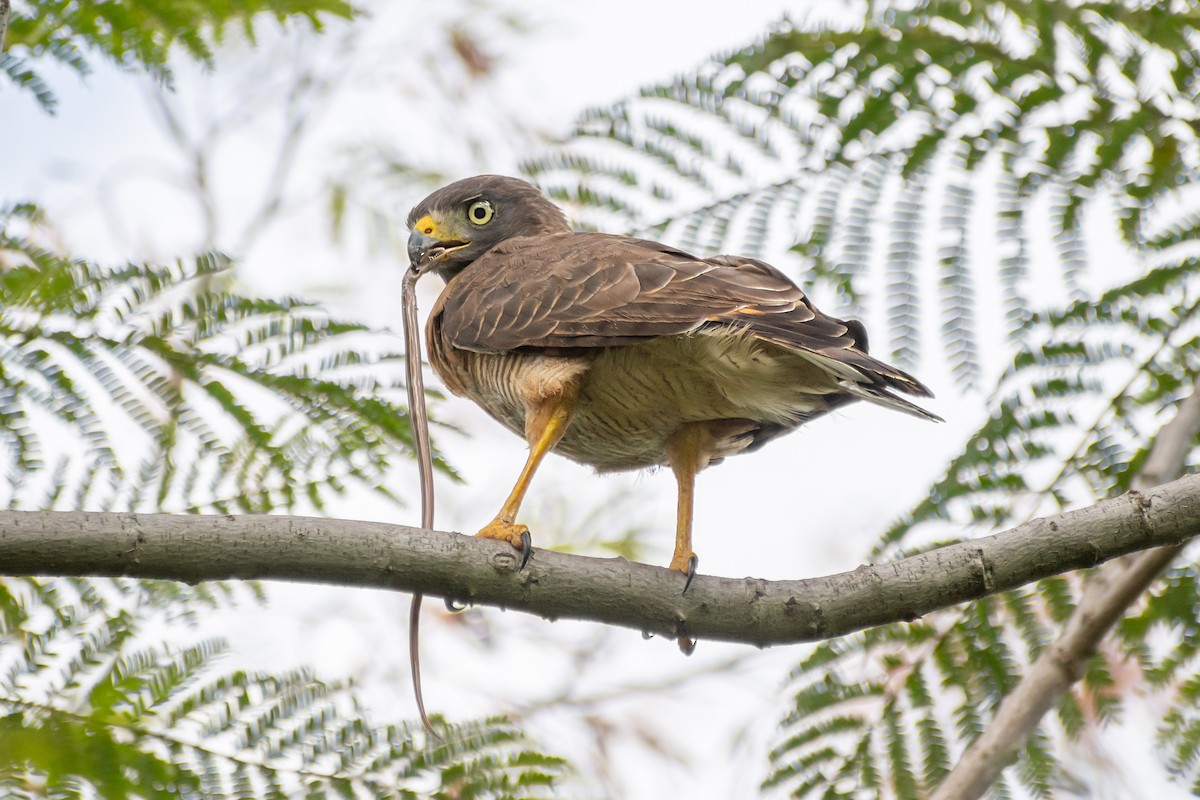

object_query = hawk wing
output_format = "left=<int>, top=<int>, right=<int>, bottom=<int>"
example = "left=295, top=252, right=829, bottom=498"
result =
left=438, top=231, right=937, bottom=414
left=444, top=232, right=841, bottom=348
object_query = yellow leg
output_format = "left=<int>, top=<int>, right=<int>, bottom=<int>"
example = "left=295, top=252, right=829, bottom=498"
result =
left=476, top=395, right=574, bottom=551
left=665, top=422, right=714, bottom=577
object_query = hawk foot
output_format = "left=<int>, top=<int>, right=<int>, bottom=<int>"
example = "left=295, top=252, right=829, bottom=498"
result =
left=669, top=552, right=699, bottom=595
left=476, top=519, right=533, bottom=569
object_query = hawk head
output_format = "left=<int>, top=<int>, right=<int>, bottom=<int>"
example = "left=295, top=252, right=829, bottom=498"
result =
left=406, top=175, right=570, bottom=282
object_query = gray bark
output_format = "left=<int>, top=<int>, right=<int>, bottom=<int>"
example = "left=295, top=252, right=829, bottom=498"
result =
left=2, top=473, right=1200, bottom=646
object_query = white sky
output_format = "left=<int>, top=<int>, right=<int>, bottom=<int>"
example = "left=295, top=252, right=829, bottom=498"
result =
left=2, top=1, right=1185, bottom=798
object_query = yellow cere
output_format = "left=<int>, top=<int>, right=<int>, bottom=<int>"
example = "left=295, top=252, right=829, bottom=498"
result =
left=412, top=215, right=442, bottom=238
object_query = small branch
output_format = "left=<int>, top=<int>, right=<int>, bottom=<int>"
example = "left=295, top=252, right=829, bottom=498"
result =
left=3, top=473, right=1200, bottom=646
left=932, top=381, right=1200, bottom=800
left=0, top=0, right=10, bottom=52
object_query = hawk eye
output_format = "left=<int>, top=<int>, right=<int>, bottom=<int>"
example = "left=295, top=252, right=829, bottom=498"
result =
left=467, top=200, right=494, bottom=225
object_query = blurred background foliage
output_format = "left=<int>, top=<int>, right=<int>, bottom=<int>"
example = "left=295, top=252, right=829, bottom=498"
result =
left=3, top=0, right=1200, bottom=798
left=1, top=1, right=564, bottom=797
left=1, top=0, right=353, bottom=112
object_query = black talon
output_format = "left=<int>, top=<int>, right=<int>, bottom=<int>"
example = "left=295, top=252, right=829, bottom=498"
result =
left=682, top=554, right=699, bottom=595
left=518, top=530, right=533, bottom=570
left=677, top=635, right=697, bottom=655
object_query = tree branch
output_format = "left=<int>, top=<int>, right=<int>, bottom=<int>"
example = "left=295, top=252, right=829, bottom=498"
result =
left=932, top=381, right=1200, bottom=800
left=3, top=473, right=1200, bottom=646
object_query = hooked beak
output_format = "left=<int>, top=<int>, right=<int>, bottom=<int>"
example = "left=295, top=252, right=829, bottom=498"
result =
left=407, top=229, right=468, bottom=274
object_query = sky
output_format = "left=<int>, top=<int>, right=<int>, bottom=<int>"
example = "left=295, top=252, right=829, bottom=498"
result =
left=1, top=1, right=1185, bottom=798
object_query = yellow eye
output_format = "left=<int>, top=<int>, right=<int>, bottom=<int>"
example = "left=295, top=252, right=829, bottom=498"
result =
left=467, top=200, right=494, bottom=225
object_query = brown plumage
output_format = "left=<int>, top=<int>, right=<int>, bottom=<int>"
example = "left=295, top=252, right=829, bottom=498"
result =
left=408, top=174, right=941, bottom=581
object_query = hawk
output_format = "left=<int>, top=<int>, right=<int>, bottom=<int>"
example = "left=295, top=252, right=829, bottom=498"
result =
left=407, top=175, right=940, bottom=588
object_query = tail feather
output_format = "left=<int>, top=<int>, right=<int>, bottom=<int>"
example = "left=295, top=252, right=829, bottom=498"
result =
left=835, top=379, right=944, bottom=423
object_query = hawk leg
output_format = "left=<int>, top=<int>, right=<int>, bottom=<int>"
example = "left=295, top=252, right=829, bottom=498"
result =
left=476, top=387, right=578, bottom=563
left=666, top=421, right=721, bottom=591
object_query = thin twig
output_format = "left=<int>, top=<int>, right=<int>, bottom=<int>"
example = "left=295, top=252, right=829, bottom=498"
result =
left=515, top=650, right=757, bottom=718
left=0, top=0, right=10, bottom=53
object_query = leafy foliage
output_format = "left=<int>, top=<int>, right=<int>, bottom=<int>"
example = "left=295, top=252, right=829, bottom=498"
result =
left=527, top=0, right=1200, bottom=796
left=0, top=204, right=450, bottom=513
left=0, top=576, right=568, bottom=799
left=883, top=264, right=1200, bottom=554
left=763, top=254, right=1200, bottom=798
left=1, top=0, right=353, bottom=112
left=766, top=581, right=1082, bottom=798
left=0, top=0, right=577, bottom=797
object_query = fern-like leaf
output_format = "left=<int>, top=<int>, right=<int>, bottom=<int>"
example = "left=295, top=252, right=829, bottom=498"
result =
left=0, top=207, right=453, bottom=513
